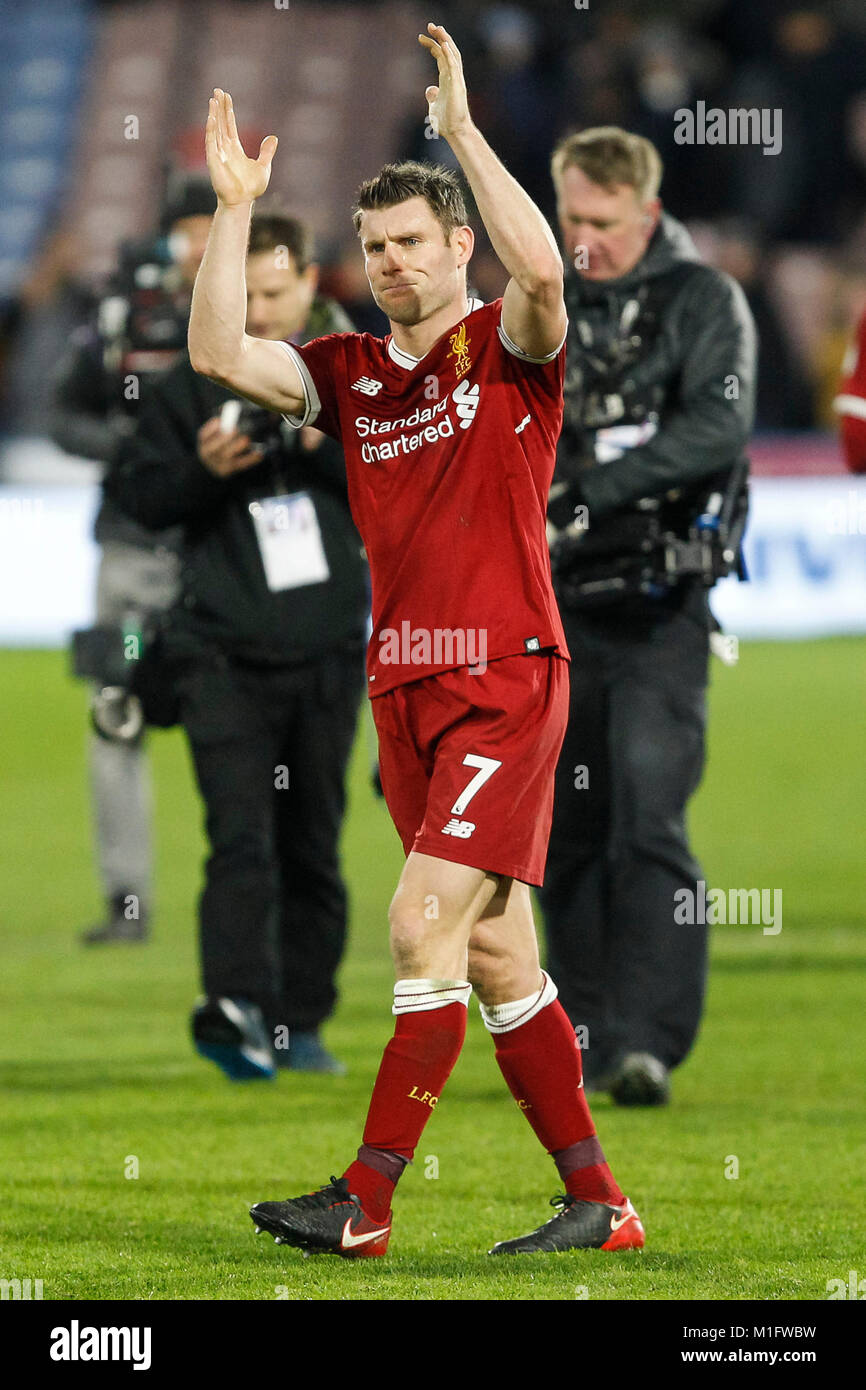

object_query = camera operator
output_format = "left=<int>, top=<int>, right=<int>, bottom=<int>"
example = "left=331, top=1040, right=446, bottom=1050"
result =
left=51, top=178, right=216, bottom=944
left=541, top=128, right=756, bottom=1106
left=107, top=214, right=367, bottom=1078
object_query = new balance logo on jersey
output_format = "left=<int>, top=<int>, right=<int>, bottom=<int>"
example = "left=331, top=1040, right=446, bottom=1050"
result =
left=441, top=818, right=476, bottom=838
left=353, top=376, right=384, bottom=396
left=453, top=379, right=480, bottom=429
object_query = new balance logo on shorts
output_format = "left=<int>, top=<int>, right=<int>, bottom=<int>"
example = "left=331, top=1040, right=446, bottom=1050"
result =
left=441, top=818, right=476, bottom=838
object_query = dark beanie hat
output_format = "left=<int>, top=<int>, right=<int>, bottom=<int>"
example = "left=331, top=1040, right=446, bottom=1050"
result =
left=161, top=178, right=216, bottom=231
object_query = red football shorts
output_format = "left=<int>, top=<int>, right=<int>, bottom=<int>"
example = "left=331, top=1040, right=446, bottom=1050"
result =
left=371, top=652, right=569, bottom=887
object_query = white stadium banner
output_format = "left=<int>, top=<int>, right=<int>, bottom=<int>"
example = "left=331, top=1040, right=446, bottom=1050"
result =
left=0, top=483, right=100, bottom=645
left=0, top=475, right=864, bottom=646
left=712, top=475, right=866, bottom=638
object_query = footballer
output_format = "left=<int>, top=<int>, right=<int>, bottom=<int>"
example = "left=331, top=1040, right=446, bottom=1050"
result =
left=189, top=21, right=645, bottom=1257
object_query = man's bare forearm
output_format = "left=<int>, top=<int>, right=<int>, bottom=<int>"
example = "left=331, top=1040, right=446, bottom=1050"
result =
left=447, top=123, right=562, bottom=295
left=188, top=201, right=253, bottom=378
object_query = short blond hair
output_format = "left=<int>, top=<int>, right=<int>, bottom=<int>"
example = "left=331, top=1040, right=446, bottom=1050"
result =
left=551, top=127, right=662, bottom=203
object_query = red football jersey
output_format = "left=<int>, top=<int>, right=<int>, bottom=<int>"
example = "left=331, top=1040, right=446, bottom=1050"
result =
left=278, top=297, right=569, bottom=694
left=834, top=306, right=866, bottom=473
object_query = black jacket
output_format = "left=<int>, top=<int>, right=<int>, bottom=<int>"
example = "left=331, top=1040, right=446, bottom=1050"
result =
left=106, top=333, right=368, bottom=667
left=49, top=273, right=192, bottom=552
left=553, top=213, right=757, bottom=529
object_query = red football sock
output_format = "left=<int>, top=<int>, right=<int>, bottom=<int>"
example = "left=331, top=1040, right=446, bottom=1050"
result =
left=484, top=975, right=625, bottom=1206
left=343, top=982, right=470, bottom=1221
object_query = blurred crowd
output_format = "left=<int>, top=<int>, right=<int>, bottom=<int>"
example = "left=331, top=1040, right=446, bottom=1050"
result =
left=3, top=0, right=866, bottom=445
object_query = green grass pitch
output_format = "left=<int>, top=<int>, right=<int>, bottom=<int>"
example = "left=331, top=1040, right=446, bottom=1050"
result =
left=0, top=639, right=864, bottom=1301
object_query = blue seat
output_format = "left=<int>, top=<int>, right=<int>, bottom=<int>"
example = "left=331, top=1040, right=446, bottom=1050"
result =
left=0, top=0, right=92, bottom=305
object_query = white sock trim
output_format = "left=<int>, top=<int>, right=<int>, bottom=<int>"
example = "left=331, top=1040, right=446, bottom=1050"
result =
left=478, top=970, right=558, bottom=1034
left=393, top=979, right=472, bottom=1015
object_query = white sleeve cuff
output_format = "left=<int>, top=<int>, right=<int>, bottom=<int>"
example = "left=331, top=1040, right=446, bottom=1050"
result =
left=275, top=340, right=322, bottom=429
left=833, top=393, right=866, bottom=421
left=497, top=317, right=568, bottom=365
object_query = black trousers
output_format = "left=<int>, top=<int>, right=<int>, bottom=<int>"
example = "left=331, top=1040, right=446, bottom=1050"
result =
left=537, top=584, right=711, bottom=1077
left=176, top=644, right=364, bottom=1033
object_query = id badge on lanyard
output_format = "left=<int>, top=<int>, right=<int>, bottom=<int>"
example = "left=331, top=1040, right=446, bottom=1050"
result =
left=249, top=491, right=331, bottom=591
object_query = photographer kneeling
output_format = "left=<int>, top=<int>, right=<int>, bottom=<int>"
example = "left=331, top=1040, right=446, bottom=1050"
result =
left=540, top=129, right=756, bottom=1106
left=108, top=214, right=367, bottom=1078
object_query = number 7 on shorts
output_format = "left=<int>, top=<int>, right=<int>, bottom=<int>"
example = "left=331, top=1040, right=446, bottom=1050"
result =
left=451, top=754, right=502, bottom=816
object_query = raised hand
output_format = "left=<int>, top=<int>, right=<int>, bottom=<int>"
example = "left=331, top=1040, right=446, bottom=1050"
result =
left=418, top=22, right=472, bottom=142
left=205, top=89, right=278, bottom=207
